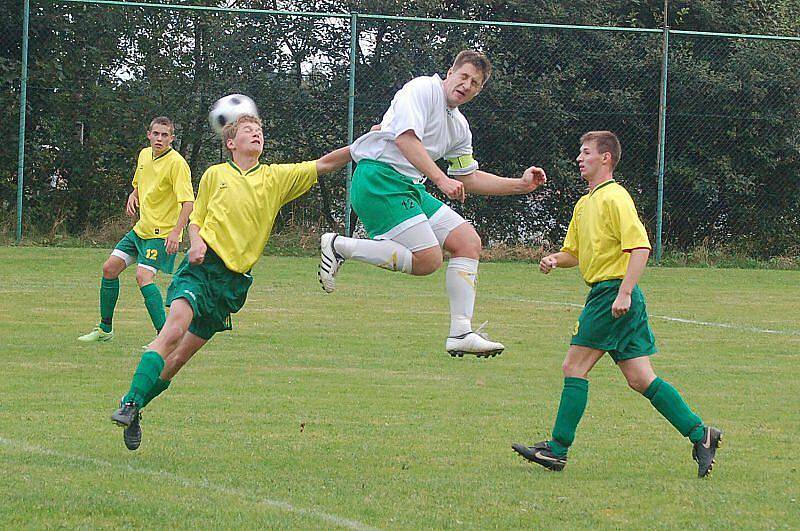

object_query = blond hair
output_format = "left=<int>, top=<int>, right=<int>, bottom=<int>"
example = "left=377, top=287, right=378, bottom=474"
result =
left=222, top=114, right=262, bottom=154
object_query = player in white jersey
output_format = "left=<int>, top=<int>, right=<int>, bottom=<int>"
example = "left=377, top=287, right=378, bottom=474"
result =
left=319, top=50, right=547, bottom=358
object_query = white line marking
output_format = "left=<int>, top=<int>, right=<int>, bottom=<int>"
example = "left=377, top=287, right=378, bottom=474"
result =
left=488, top=296, right=800, bottom=336
left=0, top=436, right=377, bottom=530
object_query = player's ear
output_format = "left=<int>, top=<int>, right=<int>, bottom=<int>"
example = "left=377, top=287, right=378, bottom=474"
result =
left=226, top=138, right=235, bottom=151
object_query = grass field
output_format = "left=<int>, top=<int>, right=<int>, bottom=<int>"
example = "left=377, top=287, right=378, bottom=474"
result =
left=1, top=247, right=798, bottom=529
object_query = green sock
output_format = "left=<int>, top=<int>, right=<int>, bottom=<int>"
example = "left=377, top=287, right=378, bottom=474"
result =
left=140, top=283, right=166, bottom=332
left=644, top=377, right=705, bottom=443
left=549, top=377, right=589, bottom=457
left=99, top=277, right=119, bottom=333
left=122, top=351, right=165, bottom=406
left=141, top=377, right=171, bottom=409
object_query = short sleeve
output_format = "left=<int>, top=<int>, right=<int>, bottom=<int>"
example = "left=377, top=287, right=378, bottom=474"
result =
left=610, top=192, right=651, bottom=252
left=172, top=158, right=194, bottom=204
left=272, top=161, right=319, bottom=206
left=383, top=78, right=436, bottom=141
left=190, top=168, right=213, bottom=228
left=560, top=202, right=581, bottom=258
left=132, top=150, right=144, bottom=188
left=444, top=128, right=478, bottom=176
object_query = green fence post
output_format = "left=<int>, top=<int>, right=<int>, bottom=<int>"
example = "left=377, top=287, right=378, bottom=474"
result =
left=655, top=22, right=669, bottom=262
left=16, top=0, right=31, bottom=243
left=345, top=12, right=357, bottom=237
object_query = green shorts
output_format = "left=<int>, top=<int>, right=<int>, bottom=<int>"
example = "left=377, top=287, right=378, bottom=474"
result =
left=113, top=230, right=177, bottom=274
left=165, top=247, right=253, bottom=340
left=350, top=159, right=444, bottom=238
left=571, top=279, right=658, bottom=363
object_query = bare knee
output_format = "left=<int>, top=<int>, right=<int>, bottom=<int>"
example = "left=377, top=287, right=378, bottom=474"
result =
left=562, top=359, right=589, bottom=379
left=151, top=325, right=184, bottom=354
left=626, top=373, right=656, bottom=394
left=102, top=258, right=123, bottom=279
left=411, top=248, right=443, bottom=276
left=446, top=225, right=482, bottom=259
left=135, top=267, right=155, bottom=288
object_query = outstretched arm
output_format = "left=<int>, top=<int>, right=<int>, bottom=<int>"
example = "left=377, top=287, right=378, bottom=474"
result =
left=315, top=146, right=352, bottom=175
left=395, top=130, right=465, bottom=202
left=458, top=167, right=547, bottom=196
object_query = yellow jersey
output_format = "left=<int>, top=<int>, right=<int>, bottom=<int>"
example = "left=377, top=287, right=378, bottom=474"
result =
left=190, top=160, right=318, bottom=273
left=561, top=179, right=651, bottom=284
left=132, top=147, right=194, bottom=239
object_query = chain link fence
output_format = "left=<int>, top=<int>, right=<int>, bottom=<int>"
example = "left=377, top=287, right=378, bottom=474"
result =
left=3, top=1, right=799, bottom=259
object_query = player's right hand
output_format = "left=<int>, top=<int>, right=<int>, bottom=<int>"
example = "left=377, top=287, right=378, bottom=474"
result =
left=125, top=193, right=139, bottom=216
left=539, top=255, right=558, bottom=274
left=189, top=239, right=207, bottom=265
left=437, top=176, right=466, bottom=203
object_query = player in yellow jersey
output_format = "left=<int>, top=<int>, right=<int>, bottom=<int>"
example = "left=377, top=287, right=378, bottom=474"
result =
left=78, top=116, right=194, bottom=344
left=110, top=115, right=351, bottom=450
left=512, top=131, right=722, bottom=478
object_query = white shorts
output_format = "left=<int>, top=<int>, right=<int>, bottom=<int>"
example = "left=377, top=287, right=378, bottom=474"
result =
left=387, top=205, right=467, bottom=252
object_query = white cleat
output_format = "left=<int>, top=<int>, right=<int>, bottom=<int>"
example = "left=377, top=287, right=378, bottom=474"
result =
left=318, top=233, right=345, bottom=293
left=446, top=322, right=505, bottom=358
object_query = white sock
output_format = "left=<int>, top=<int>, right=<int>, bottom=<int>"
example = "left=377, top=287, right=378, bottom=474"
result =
left=334, top=236, right=412, bottom=273
left=446, top=257, right=478, bottom=337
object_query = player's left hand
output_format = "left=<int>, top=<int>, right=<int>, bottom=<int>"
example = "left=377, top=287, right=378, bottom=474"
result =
left=520, top=166, right=547, bottom=193
left=611, top=292, right=632, bottom=318
left=166, top=229, right=181, bottom=254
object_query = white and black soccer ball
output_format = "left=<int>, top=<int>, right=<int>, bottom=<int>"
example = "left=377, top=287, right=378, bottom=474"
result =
left=208, top=94, right=259, bottom=134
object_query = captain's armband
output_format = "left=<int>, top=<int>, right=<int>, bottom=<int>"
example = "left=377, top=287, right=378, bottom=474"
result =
left=446, top=154, right=479, bottom=176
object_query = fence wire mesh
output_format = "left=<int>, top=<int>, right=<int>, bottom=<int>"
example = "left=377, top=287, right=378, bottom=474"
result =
left=4, top=1, right=799, bottom=258
left=664, top=34, right=800, bottom=256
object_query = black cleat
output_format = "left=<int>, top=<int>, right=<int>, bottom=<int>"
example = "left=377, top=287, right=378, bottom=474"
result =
left=692, top=426, right=722, bottom=478
left=123, top=412, right=143, bottom=451
left=512, top=441, right=567, bottom=471
left=111, top=402, right=139, bottom=428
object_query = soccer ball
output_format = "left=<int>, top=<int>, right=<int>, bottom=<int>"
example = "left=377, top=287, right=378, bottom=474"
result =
left=208, top=94, right=259, bottom=134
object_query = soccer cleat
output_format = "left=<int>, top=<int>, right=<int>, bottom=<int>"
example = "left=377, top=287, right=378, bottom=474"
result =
left=318, top=232, right=345, bottom=293
left=512, top=441, right=567, bottom=471
left=123, top=411, right=143, bottom=451
left=446, top=322, right=504, bottom=358
left=77, top=327, right=114, bottom=343
left=692, top=426, right=722, bottom=478
left=111, top=402, right=139, bottom=428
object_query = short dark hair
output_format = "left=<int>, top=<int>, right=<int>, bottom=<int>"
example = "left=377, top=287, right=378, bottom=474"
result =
left=580, top=131, right=622, bottom=169
left=452, top=50, right=493, bottom=85
left=149, top=116, right=174, bottom=134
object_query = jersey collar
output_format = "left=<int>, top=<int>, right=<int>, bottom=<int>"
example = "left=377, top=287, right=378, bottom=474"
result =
left=227, top=160, right=262, bottom=175
left=152, top=147, right=172, bottom=161
left=589, top=178, right=615, bottom=196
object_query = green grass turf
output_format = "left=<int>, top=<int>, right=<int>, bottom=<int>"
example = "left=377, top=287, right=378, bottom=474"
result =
left=1, top=247, right=798, bottom=528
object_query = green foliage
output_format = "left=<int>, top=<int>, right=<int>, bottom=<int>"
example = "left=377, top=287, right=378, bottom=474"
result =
left=2, top=1, right=798, bottom=257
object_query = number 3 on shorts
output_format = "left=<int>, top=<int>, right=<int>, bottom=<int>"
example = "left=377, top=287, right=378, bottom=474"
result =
left=146, top=249, right=158, bottom=260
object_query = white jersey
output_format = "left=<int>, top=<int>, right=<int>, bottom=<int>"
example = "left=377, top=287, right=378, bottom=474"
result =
left=349, top=74, right=479, bottom=184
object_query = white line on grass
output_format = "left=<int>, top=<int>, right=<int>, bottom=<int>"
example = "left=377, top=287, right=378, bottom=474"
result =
left=0, top=436, right=378, bottom=531
left=489, top=296, right=800, bottom=336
